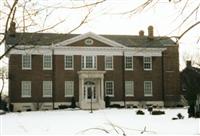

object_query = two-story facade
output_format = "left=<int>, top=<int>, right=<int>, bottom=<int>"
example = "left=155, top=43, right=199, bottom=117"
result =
left=6, top=25, right=181, bottom=111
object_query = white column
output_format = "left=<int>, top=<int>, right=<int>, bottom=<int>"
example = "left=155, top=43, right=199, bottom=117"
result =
left=98, top=79, right=101, bottom=101
left=101, top=77, right=104, bottom=99
left=81, top=78, right=84, bottom=100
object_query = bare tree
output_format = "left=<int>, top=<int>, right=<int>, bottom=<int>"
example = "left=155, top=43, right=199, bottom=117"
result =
left=0, top=66, right=8, bottom=103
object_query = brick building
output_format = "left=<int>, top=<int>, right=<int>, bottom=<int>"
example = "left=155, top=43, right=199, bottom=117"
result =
left=6, top=25, right=181, bottom=111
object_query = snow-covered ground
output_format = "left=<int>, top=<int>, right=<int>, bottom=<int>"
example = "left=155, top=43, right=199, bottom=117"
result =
left=1, top=108, right=200, bottom=135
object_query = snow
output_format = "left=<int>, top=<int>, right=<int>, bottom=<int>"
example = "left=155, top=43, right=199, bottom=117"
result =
left=1, top=108, right=200, bottom=135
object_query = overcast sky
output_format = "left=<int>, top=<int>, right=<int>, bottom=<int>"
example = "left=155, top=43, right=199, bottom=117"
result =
left=0, top=0, right=200, bottom=70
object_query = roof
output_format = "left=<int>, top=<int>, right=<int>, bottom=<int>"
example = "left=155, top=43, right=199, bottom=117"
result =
left=5, top=32, right=176, bottom=47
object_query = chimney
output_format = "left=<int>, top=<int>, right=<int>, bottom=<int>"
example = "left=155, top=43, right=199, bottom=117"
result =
left=148, top=25, right=154, bottom=40
left=139, top=30, right=144, bottom=37
left=8, top=21, right=16, bottom=36
left=186, top=61, right=192, bottom=68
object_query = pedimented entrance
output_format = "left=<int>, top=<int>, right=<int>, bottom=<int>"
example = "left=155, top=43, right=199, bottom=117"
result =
left=78, top=71, right=106, bottom=109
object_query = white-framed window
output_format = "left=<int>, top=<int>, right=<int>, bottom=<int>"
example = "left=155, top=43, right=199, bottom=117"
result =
left=65, top=56, right=73, bottom=70
left=125, top=81, right=134, bottom=96
left=22, top=54, right=31, bottom=70
left=105, top=81, right=114, bottom=97
left=143, top=56, right=152, bottom=70
left=65, top=81, right=74, bottom=97
left=43, top=81, right=52, bottom=97
left=43, top=55, right=52, bottom=70
left=125, top=56, right=133, bottom=70
left=21, top=81, right=31, bottom=98
left=144, top=81, right=153, bottom=96
left=81, top=56, right=97, bottom=69
left=105, top=56, right=113, bottom=70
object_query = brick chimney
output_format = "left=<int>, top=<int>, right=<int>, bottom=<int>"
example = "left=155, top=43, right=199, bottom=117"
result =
left=148, top=25, right=154, bottom=40
left=8, top=21, right=16, bottom=36
left=186, top=61, right=192, bottom=68
left=139, top=30, right=144, bottom=37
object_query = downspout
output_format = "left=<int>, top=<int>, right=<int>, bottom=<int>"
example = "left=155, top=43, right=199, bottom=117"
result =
left=122, top=51, right=126, bottom=108
left=161, top=52, right=165, bottom=106
left=52, top=43, right=55, bottom=109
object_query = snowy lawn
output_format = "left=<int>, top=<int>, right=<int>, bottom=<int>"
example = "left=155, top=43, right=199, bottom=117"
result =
left=1, top=108, right=200, bottom=135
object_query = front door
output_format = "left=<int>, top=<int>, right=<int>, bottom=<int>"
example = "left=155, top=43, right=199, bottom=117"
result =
left=84, top=81, right=96, bottom=102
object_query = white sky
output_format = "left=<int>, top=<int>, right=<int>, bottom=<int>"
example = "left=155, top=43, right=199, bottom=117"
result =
left=0, top=0, right=200, bottom=70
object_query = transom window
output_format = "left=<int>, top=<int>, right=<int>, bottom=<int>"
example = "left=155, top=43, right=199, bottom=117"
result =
left=105, top=81, right=114, bottom=97
left=105, top=56, right=113, bottom=70
left=65, top=56, right=73, bottom=70
left=81, top=56, right=97, bottom=69
left=21, top=81, right=31, bottom=98
left=125, top=56, right=133, bottom=70
left=43, top=55, right=52, bottom=70
left=22, top=54, right=31, bottom=70
left=65, top=81, right=74, bottom=97
left=143, top=57, right=152, bottom=70
left=125, top=81, right=134, bottom=96
left=144, top=81, right=153, bottom=96
left=43, top=81, right=52, bottom=97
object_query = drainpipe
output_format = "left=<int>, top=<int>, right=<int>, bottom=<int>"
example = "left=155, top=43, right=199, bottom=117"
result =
left=52, top=43, right=55, bottom=109
left=161, top=52, right=165, bottom=106
left=122, top=51, right=126, bottom=108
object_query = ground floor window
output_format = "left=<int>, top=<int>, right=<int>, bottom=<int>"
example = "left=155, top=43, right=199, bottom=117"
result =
left=21, top=81, right=31, bottom=97
left=144, top=81, right=153, bottom=96
left=105, top=81, right=114, bottom=97
left=125, top=81, right=134, bottom=96
left=65, top=81, right=74, bottom=97
left=43, top=81, right=52, bottom=97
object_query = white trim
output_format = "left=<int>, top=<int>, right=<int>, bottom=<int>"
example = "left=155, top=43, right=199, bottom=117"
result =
left=105, top=81, right=114, bottom=97
left=64, top=55, right=74, bottom=70
left=144, top=81, right=153, bottom=97
left=43, top=55, right=52, bottom=70
left=22, top=54, right=32, bottom=70
left=55, top=32, right=126, bottom=48
left=105, top=56, right=113, bottom=70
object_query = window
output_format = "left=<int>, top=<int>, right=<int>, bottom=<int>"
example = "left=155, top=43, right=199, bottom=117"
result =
left=65, top=56, right=73, bottom=70
left=105, top=56, right=113, bottom=70
left=125, top=81, right=134, bottom=96
left=65, top=81, right=74, bottom=97
left=22, top=54, right=31, bottom=70
left=43, top=55, right=52, bottom=70
left=125, top=56, right=133, bottom=70
left=43, top=81, right=52, bottom=97
left=105, top=81, right=114, bottom=96
left=143, top=57, right=152, bottom=70
left=21, top=81, right=31, bottom=97
left=81, top=56, right=97, bottom=69
left=144, top=81, right=153, bottom=96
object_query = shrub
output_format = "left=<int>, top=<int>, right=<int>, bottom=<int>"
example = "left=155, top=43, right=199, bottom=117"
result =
left=105, top=96, right=111, bottom=107
left=136, top=110, right=145, bottom=115
left=147, top=107, right=153, bottom=113
left=152, top=110, right=165, bottom=115
left=17, top=110, right=21, bottom=113
left=195, top=112, right=200, bottom=118
left=176, top=104, right=184, bottom=108
left=26, top=109, right=32, bottom=112
left=9, top=104, right=14, bottom=112
left=58, top=105, right=68, bottom=109
left=177, top=113, right=184, bottom=119
left=133, top=105, right=138, bottom=108
left=109, top=104, right=122, bottom=108
left=172, top=117, right=178, bottom=120
left=70, top=97, right=76, bottom=108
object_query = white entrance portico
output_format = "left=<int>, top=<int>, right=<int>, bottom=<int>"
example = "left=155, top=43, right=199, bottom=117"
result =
left=78, top=71, right=106, bottom=109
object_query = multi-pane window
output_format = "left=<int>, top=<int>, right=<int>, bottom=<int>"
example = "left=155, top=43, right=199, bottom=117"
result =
left=143, top=57, right=152, bottom=70
left=21, top=81, right=31, bottom=97
left=43, top=55, right=52, bottom=70
left=22, top=54, right=31, bottom=70
left=105, top=56, right=113, bottom=70
left=144, top=81, right=153, bottom=96
left=65, top=81, right=74, bottom=97
left=125, top=56, right=133, bottom=70
left=81, top=56, right=97, bottom=69
left=65, top=56, right=73, bottom=70
left=125, top=81, right=134, bottom=96
left=43, top=81, right=52, bottom=97
left=105, top=81, right=114, bottom=96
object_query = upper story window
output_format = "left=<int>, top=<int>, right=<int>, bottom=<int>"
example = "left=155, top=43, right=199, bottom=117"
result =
left=105, top=81, right=114, bottom=97
left=65, top=56, right=73, bottom=70
left=81, top=56, right=97, bottom=69
left=125, top=56, right=133, bottom=70
left=143, top=56, right=152, bottom=71
left=144, top=81, right=153, bottom=97
left=65, top=81, right=74, bottom=97
left=125, top=81, right=134, bottom=96
left=105, top=56, right=113, bottom=70
left=43, top=81, right=52, bottom=97
left=43, top=55, right=52, bottom=70
left=21, top=81, right=31, bottom=98
left=22, top=54, right=31, bottom=70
